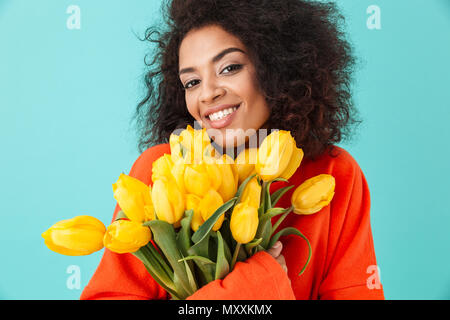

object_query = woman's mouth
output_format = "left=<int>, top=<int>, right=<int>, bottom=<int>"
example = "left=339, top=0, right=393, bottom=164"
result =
left=205, top=103, right=241, bottom=129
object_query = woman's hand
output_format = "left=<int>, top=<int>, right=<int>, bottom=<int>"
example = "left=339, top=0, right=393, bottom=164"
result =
left=266, top=241, right=288, bottom=274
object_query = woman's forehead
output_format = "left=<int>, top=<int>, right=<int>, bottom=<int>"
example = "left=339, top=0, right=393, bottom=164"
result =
left=179, top=25, right=246, bottom=64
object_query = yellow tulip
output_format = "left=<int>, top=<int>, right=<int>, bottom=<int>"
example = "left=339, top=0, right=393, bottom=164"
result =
left=230, top=198, right=259, bottom=244
left=170, top=158, right=187, bottom=194
left=179, top=125, right=195, bottom=145
left=151, top=177, right=185, bottom=224
left=203, top=143, right=218, bottom=159
left=186, top=193, right=204, bottom=231
left=170, top=125, right=213, bottom=164
left=215, top=154, right=238, bottom=202
left=151, top=154, right=174, bottom=182
left=151, top=154, right=186, bottom=195
left=169, top=133, right=184, bottom=163
left=256, top=130, right=302, bottom=181
left=199, top=189, right=224, bottom=231
left=112, top=173, right=154, bottom=222
left=42, top=215, right=106, bottom=256
left=291, top=174, right=335, bottom=215
left=103, top=219, right=151, bottom=254
left=280, top=146, right=304, bottom=180
left=184, top=162, right=222, bottom=197
left=240, top=176, right=261, bottom=208
left=180, top=126, right=197, bottom=163
left=235, top=148, right=258, bottom=184
left=190, top=126, right=212, bottom=163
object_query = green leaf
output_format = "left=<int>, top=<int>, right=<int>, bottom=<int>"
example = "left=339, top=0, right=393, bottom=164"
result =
left=144, top=220, right=194, bottom=297
left=260, top=181, right=267, bottom=215
left=173, top=272, right=190, bottom=299
left=188, top=229, right=210, bottom=257
left=187, top=231, right=215, bottom=286
left=176, top=210, right=194, bottom=257
left=176, top=210, right=195, bottom=283
left=145, top=243, right=174, bottom=280
left=270, top=177, right=289, bottom=184
left=235, top=173, right=258, bottom=204
left=180, top=253, right=198, bottom=293
left=255, top=216, right=272, bottom=249
left=191, top=197, right=237, bottom=244
left=178, top=255, right=216, bottom=265
left=268, top=227, right=312, bottom=276
left=114, top=210, right=128, bottom=221
left=263, top=181, right=271, bottom=210
left=222, top=236, right=232, bottom=263
left=265, top=207, right=289, bottom=219
left=258, top=203, right=265, bottom=218
left=269, top=207, right=292, bottom=236
left=265, top=178, right=289, bottom=210
left=244, top=238, right=262, bottom=256
left=255, top=244, right=266, bottom=253
left=208, top=231, right=218, bottom=262
left=237, top=242, right=248, bottom=261
left=270, top=185, right=294, bottom=208
left=257, top=176, right=264, bottom=218
left=133, top=246, right=179, bottom=299
left=219, top=219, right=233, bottom=262
left=215, top=231, right=230, bottom=280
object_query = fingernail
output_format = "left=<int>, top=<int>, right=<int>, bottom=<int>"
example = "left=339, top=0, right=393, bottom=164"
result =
left=273, top=241, right=281, bottom=248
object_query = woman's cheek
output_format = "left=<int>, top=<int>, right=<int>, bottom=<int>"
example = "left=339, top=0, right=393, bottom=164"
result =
left=186, top=98, right=200, bottom=122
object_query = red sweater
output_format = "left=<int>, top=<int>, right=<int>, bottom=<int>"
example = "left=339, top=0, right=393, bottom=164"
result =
left=80, top=143, right=385, bottom=300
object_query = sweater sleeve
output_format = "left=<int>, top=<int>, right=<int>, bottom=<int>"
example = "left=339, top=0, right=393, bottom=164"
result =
left=318, top=153, right=385, bottom=300
left=187, top=251, right=295, bottom=300
left=80, top=144, right=171, bottom=300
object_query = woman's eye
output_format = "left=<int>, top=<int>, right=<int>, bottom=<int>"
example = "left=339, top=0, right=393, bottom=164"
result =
left=221, top=64, right=242, bottom=74
left=183, top=64, right=242, bottom=90
left=184, top=79, right=200, bottom=89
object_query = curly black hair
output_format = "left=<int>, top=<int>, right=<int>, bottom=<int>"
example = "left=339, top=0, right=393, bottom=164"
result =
left=131, top=0, right=361, bottom=161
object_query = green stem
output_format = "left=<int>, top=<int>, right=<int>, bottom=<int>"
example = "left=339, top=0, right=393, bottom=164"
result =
left=230, top=243, right=242, bottom=270
left=296, top=232, right=312, bottom=276
left=270, top=205, right=293, bottom=237
left=260, top=181, right=267, bottom=209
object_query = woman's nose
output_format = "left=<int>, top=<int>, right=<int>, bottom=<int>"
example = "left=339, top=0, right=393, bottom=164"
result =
left=199, top=78, right=226, bottom=104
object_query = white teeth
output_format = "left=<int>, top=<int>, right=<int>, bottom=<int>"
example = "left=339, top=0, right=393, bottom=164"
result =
left=208, top=107, right=237, bottom=121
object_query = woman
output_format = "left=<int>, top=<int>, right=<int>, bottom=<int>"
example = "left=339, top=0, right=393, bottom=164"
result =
left=81, top=0, right=385, bottom=300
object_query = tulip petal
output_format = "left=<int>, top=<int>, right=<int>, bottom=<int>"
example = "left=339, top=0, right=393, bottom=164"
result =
left=280, top=147, right=304, bottom=180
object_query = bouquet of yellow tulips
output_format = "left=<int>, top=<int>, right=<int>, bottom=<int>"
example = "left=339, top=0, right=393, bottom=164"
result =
left=42, top=125, right=335, bottom=300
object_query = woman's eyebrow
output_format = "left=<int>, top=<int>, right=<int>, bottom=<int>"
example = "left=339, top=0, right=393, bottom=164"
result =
left=179, top=47, right=245, bottom=76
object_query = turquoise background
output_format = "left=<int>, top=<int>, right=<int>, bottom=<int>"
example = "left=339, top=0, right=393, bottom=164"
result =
left=0, top=0, right=449, bottom=299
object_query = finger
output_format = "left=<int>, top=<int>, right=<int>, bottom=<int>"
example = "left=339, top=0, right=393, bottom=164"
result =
left=276, top=255, right=288, bottom=273
left=266, top=241, right=283, bottom=258
left=266, top=241, right=283, bottom=257
left=276, top=254, right=286, bottom=264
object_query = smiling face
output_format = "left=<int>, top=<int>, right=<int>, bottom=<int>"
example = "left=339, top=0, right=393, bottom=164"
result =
left=178, top=24, right=270, bottom=149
